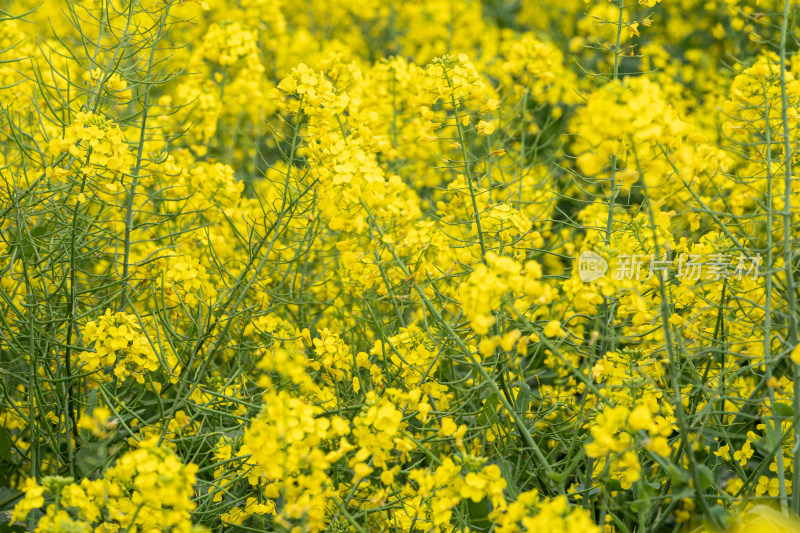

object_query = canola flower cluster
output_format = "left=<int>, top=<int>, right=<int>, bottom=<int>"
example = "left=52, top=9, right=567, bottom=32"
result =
left=2, top=0, right=800, bottom=532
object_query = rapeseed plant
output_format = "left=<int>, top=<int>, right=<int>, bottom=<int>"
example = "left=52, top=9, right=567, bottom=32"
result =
left=3, top=0, right=800, bottom=531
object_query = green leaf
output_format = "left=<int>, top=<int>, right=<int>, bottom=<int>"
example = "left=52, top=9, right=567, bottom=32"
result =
left=499, top=459, right=520, bottom=499
left=75, top=442, right=108, bottom=478
left=29, top=226, right=47, bottom=238
left=0, top=430, right=11, bottom=458
left=774, top=402, right=793, bottom=417
left=515, top=383, right=530, bottom=415
left=0, top=487, right=21, bottom=512
left=706, top=505, right=732, bottom=529
left=631, top=481, right=660, bottom=512
left=85, top=389, right=99, bottom=413
left=477, top=394, right=500, bottom=426
left=668, top=464, right=689, bottom=485
left=697, top=464, right=715, bottom=490
left=466, top=497, right=490, bottom=530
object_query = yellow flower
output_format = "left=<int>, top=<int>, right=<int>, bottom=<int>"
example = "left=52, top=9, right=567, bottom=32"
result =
left=734, top=441, right=754, bottom=466
left=791, top=343, right=800, bottom=364
left=11, top=479, right=44, bottom=522
left=713, top=444, right=732, bottom=462
left=628, top=405, right=652, bottom=432
left=543, top=320, right=566, bottom=338
left=756, top=476, right=781, bottom=497
left=461, top=472, right=488, bottom=502
left=476, top=120, right=496, bottom=135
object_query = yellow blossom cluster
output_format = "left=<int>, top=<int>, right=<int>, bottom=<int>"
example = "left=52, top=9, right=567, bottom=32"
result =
left=12, top=444, right=197, bottom=532
left=47, top=112, right=134, bottom=184
left=79, top=309, right=164, bottom=383
left=458, top=252, right=555, bottom=335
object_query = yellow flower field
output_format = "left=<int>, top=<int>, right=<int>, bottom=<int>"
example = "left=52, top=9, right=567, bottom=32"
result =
left=1, top=0, right=800, bottom=531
